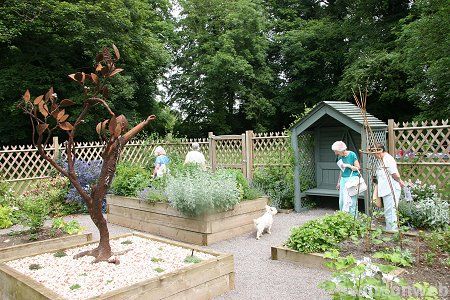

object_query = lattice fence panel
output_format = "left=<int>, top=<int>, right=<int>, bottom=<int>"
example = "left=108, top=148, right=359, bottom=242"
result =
left=392, top=120, right=449, bottom=190
left=0, top=144, right=56, bottom=194
left=298, top=132, right=315, bottom=192
left=215, top=138, right=243, bottom=169
left=252, top=132, right=291, bottom=167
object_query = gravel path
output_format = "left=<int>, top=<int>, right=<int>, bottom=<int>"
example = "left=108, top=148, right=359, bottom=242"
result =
left=1, top=209, right=334, bottom=299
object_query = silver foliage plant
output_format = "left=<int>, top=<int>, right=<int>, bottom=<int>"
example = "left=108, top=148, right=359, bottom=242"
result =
left=399, top=180, right=449, bottom=229
left=166, top=169, right=241, bottom=217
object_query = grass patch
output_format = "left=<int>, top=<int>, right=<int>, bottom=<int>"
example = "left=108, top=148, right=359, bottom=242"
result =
left=70, top=284, right=81, bottom=290
left=151, top=257, right=164, bottom=263
left=184, top=255, right=202, bottom=264
left=121, top=240, right=133, bottom=245
left=53, top=250, right=67, bottom=258
left=154, top=267, right=165, bottom=273
left=28, top=263, right=42, bottom=270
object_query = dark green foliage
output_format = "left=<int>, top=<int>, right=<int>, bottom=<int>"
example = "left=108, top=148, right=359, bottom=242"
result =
left=286, top=212, right=366, bottom=253
left=373, top=247, right=414, bottom=267
left=20, top=197, right=50, bottom=233
left=423, top=229, right=450, bottom=254
left=111, top=164, right=152, bottom=197
left=0, top=0, right=176, bottom=145
left=253, top=166, right=294, bottom=209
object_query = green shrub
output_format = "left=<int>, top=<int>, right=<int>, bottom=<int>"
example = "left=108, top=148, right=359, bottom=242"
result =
left=423, top=229, right=450, bottom=253
left=51, top=218, right=83, bottom=235
left=20, top=197, right=50, bottom=233
left=253, top=166, right=294, bottom=209
left=0, top=205, right=13, bottom=229
left=398, top=181, right=449, bottom=230
left=111, top=164, right=152, bottom=197
left=373, top=247, right=414, bottom=267
left=166, top=169, right=240, bottom=217
left=217, top=169, right=261, bottom=200
left=22, top=177, right=76, bottom=216
left=286, top=212, right=366, bottom=253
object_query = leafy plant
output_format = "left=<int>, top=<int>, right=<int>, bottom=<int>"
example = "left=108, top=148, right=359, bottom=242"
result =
left=286, top=212, right=366, bottom=253
left=151, top=257, right=164, bottom=263
left=422, top=229, right=450, bottom=254
left=0, top=205, right=13, bottom=229
left=320, top=251, right=410, bottom=300
left=220, top=169, right=261, bottom=200
left=373, top=247, right=414, bottom=267
left=54, top=251, right=67, bottom=258
left=20, top=197, right=50, bottom=233
left=60, top=160, right=102, bottom=213
left=154, top=267, right=165, bottom=273
left=70, top=284, right=81, bottom=290
left=253, top=166, right=294, bottom=209
left=51, top=218, right=83, bottom=235
left=111, top=163, right=152, bottom=197
left=29, top=264, right=42, bottom=270
left=121, top=240, right=133, bottom=245
left=166, top=169, right=240, bottom=217
left=184, top=255, right=202, bottom=264
left=398, top=181, right=449, bottom=230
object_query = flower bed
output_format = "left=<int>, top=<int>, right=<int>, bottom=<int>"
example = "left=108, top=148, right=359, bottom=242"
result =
left=0, top=232, right=234, bottom=299
left=107, top=195, right=268, bottom=245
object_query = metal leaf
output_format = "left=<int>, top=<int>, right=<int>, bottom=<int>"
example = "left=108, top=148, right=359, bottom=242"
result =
left=23, top=90, right=30, bottom=102
left=112, top=44, right=120, bottom=60
left=34, top=95, right=44, bottom=105
left=38, top=102, right=49, bottom=117
left=91, top=73, right=99, bottom=84
left=59, top=122, right=74, bottom=131
left=57, top=109, right=65, bottom=121
left=37, top=124, right=49, bottom=135
left=45, top=87, right=54, bottom=101
left=101, top=119, right=109, bottom=134
left=103, top=47, right=111, bottom=61
left=74, top=72, right=85, bottom=83
left=110, top=68, right=124, bottom=77
left=109, top=116, right=117, bottom=136
left=95, top=53, right=104, bottom=63
left=68, top=74, right=77, bottom=82
left=60, top=99, right=75, bottom=107
left=96, top=122, right=102, bottom=135
left=59, top=114, right=69, bottom=122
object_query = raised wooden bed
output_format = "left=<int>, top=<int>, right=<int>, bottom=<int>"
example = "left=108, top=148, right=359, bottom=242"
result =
left=271, top=245, right=330, bottom=270
left=0, top=232, right=234, bottom=300
left=0, top=232, right=92, bottom=262
left=106, top=195, right=268, bottom=245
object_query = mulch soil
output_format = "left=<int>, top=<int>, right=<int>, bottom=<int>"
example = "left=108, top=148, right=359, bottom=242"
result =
left=339, top=230, right=449, bottom=289
left=0, top=227, right=68, bottom=249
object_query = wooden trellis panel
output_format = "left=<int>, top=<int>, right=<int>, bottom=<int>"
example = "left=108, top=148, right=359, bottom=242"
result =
left=297, top=132, right=315, bottom=192
left=389, top=119, right=449, bottom=190
left=252, top=132, right=291, bottom=167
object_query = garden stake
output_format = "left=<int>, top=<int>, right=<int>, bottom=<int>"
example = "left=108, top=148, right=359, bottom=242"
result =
left=352, top=87, right=403, bottom=250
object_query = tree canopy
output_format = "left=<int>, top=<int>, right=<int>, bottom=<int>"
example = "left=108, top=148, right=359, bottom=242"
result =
left=0, top=0, right=448, bottom=144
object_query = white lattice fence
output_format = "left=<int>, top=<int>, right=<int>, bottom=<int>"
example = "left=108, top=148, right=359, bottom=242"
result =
left=252, top=132, right=291, bottom=167
left=390, top=119, right=449, bottom=191
left=0, top=144, right=56, bottom=193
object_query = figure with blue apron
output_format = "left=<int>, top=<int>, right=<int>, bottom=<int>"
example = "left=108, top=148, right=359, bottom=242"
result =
left=374, top=144, right=405, bottom=232
left=332, top=141, right=360, bottom=216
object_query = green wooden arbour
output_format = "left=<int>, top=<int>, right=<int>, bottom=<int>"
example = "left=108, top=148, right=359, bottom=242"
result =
left=290, top=101, right=387, bottom=213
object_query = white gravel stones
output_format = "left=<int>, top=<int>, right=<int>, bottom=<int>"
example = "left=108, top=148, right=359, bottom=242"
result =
left=6, top=236, right=214, bottom=300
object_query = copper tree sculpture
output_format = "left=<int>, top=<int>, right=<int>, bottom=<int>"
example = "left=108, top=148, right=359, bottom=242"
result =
left=19, top=45, right=155, bottom=262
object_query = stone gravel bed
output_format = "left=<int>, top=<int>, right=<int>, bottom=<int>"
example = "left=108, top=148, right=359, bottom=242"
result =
left=6, top=235, right=214, bottom=300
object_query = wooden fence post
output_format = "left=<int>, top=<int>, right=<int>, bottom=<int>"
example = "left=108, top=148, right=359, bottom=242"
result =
left=53, top=136, right=59, bottom=160
left=245, top=130, right=254, bottom=180
left=387, top=119, right=395, bottom=156
left=208, top=132, right=216, bottom=171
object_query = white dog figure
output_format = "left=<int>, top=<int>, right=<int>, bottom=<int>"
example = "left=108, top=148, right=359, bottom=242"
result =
left=253, top=205, right=278, bottom=240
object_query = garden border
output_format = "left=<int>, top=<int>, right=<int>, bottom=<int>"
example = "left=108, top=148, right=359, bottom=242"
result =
left=0, top=232, right=93, bottom=262
left=0, top=232, right=235, bottom=299
left=106, top=195, right=268, bottom=245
